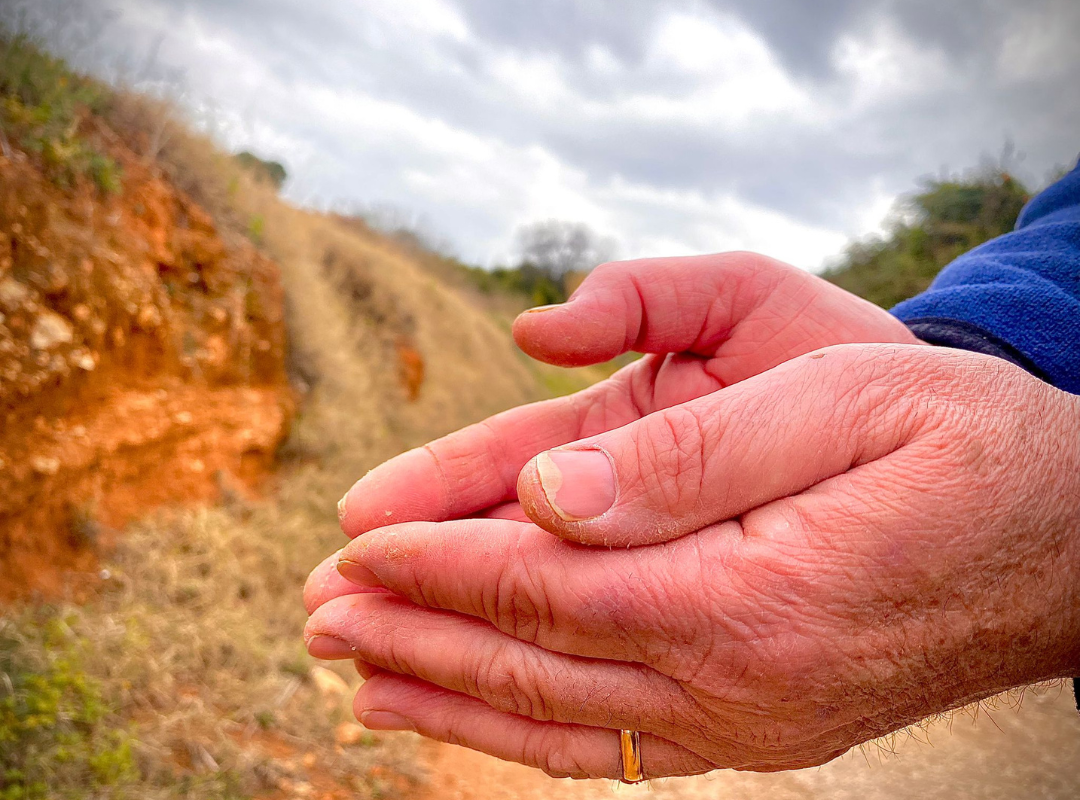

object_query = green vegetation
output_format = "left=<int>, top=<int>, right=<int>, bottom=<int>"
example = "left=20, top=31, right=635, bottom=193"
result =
left=824, top=169, right=1031, bottom=308
left=459, top=262, right=569, bottom=306
left=234, top=151, right=287, bottom=191
left=0, top=616, right=137, bottom=799
left=247, top=213, right=266, bottom=244
left=0, top=28, right=121, bottom=193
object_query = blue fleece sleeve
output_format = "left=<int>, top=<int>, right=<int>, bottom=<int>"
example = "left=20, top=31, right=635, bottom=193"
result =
left=892, top=160, right=1080, bottom=394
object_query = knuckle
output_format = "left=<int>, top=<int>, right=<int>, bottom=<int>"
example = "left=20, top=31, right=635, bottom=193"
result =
left=522, top=728, right=594, bottom=779
left=489, top=546, right=556, bottom=645
left=380, top=632, right=414, bottom=676
left=636, top=405, right=709, bottom=513
left=794, top=346, right=930, bottom=455
left=476, top=641, right=556, bottom=722
left=589, top=259, right=618, bottom=279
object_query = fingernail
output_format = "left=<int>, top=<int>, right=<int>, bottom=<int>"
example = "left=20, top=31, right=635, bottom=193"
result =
left=307, top=635, right=356, bottom=660
left=337, top=494, right=349, bottom=524
left=337, top=557, right=383, bottom=588
left=523, top=304, right=561, bottom=313
left=536, top=449, right=616, bottom=521
left=360, top=710, right=417, bottom=732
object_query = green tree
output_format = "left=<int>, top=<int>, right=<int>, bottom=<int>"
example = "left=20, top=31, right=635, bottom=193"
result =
left=234, top=150, right=287, bottom=190
left=824, top=169, right=1031, bottom=308
left=514, top=220, right=616, bottom=280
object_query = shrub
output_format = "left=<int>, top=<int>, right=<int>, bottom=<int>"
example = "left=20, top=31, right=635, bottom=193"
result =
left=0, top=616, right=137, bottom=799
left=460, top=262, right=568, bottom=305
left=0, top=28, right=121, bottom=193
left=234, top=151, right=287, bottom=191
left=824, top=169, right=1031, bottom=308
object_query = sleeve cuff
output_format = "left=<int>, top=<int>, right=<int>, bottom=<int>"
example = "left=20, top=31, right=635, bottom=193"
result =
left=903, top=317, right=1049, bottom=383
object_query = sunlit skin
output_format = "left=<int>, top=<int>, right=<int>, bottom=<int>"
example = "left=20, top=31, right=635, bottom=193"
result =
left=303, top=253, right=1080, bottom=779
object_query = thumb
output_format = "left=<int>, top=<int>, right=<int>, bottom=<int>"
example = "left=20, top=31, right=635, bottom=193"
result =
left=510, top=252, right=914, bottom=371
left=516, top=344, right=933, bottom=547
left=511, top=253, right=790, bottom=368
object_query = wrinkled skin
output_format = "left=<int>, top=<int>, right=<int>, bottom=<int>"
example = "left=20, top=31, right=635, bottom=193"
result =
left=303, top=253, right=1080, bottom=779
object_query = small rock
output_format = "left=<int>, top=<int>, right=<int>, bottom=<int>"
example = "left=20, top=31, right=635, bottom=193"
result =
left=31, top=456, right=61, bottom=475
left=136, top=304, right=161, bottom=328
left=30, top=311, right=74, bottom=350
left=310, top=666, right=350, bottom=697
left=335, top=722, right=366, bottom=746
left=0, top=277, right=29, bottom=309
left=301, top=752, right=318, bottom=769
left=70, top=349, right=96, bottom=371
left=173, top=411, right=194, bottom=425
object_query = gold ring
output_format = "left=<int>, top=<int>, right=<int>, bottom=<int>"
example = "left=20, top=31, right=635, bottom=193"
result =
left=619, top=729, right=645, bottom=783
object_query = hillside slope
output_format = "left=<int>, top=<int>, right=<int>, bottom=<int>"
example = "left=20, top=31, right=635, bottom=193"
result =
left=0, top=34, right=551, bottom=800
left=0, top=111, right=295, bottom=601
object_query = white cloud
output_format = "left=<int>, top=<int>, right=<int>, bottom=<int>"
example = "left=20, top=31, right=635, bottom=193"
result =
left=32, top=0, right=1079, bottom=274
left=621, top=11, right=814, bottom=129
left=997, top=0, right=1080, bottom=84
left=596, top=177, right=849, bottom=267
left=831, top=17, right=955, bottom=111
left=361, top=0, right=470, bottom=42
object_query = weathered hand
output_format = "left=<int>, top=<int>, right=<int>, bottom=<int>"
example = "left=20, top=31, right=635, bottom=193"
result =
left=306, top=345, right=1080, bottom=778
left=332, top=253, right=918, bottom=540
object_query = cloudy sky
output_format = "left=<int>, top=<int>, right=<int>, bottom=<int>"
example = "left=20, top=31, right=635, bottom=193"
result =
left=23, top=0, right=1080, bottom=269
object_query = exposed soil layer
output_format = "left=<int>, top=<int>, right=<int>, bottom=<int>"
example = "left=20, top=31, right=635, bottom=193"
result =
left=0, top=113, right=293, bottom=600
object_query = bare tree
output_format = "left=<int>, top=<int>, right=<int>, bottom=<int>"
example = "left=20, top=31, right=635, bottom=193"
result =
left=514, top=220, right=616, bottom=278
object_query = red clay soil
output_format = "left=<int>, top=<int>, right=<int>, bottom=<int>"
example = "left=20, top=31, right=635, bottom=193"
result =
left=0, top=115, right=293, bottom=600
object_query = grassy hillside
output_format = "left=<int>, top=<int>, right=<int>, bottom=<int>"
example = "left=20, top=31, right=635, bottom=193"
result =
left=0, top=30, right=580, bottom=800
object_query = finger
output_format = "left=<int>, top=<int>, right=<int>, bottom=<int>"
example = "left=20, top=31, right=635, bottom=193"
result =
left=338, top=349, right=738, bottom=539
left=355, top=673, right=714, bottom=780
left=337, top=518, right=741, bottom=665
left=305, top=634, right=379, bottom=682
left=513, top=253, right=916, bottom=373
left=306, top=505, right=533, bottom=615
left=341, top=257, right=918, bottom=540
left=517, top=344, right=934, bottom=546
left=477, top=501, right=531, bottom=523
left=305, top=592, right=694, bottom=734
left=336, top=379, right=637, bottom=538
left=304, top=550, right=390, bottom=615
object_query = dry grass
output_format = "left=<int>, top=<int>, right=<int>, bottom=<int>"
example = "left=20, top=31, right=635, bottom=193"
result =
left=0, top=56, right=614, bottom=797
left=1, top=85, right=570, bottom=798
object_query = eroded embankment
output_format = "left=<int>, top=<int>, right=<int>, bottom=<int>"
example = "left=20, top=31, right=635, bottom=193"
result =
left=0, top=121, right=293, bottom=600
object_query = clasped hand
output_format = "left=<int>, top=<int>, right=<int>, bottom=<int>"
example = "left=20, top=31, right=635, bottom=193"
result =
left=304, top=253, right=1080, bottom=779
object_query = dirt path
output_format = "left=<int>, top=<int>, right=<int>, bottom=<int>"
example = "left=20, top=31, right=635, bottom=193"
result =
left=414, top=686, right=1080, bottom=800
